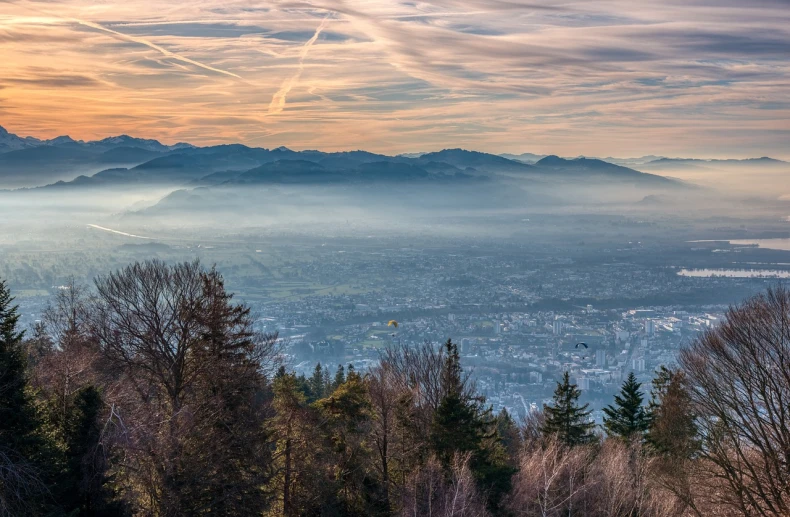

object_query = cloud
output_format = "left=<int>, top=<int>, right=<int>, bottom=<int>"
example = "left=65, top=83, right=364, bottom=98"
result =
left=72, top=19, right=243, bottom=79
left=0, top=0, right=788, bottom=159
left=267, top=15, right=329, bottom=116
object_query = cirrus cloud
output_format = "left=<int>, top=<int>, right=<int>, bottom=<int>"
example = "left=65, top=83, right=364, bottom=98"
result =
left=0, top=0, right=787, bottom=159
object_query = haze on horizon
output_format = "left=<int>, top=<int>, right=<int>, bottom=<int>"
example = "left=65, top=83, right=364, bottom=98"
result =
left=1, top=0, right=789, bottom=159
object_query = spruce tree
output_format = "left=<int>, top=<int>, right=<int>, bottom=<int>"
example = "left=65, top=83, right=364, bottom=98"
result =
left=645, top=367, right=698, bottom=457
left=603, top=372, right=649, bottom=439
left=542, top=371, right=595, bottom=446
left=308, top=363, right=325, bottom=402
left=58, top=385, right=128, bottom=515
left=431, top=339, right=515, bottom=511
left=0, top=278, right=49, bottom=513
left=0, top=278, right=39, bottom=456
left=333, top=364, right=346, bottom=390
left=431, top=339, right=487, bottom=465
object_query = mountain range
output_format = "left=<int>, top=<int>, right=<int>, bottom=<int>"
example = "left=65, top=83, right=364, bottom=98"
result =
left=1, top=125, right=785, bottom=198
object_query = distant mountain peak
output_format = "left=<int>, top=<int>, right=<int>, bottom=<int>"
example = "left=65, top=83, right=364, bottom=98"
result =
left=46, top=135, right=79, bottom=145
left=535, top=155, right=566, bottom=166
left=0, top=125, right=43, bottom=152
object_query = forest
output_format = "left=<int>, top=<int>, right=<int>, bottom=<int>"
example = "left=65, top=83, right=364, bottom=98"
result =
left=1, top=259, right=788, bottom=516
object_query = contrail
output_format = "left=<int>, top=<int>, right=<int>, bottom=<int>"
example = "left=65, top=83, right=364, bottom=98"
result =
left=267, top=16, right=328, bottom=115
left=73, top=18, right=242, bottom=79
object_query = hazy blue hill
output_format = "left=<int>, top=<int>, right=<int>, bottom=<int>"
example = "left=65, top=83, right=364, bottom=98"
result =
left=192, top=170, right=246, bottom=186
left=355, top=161, right=432, bottom=181
left=135, top=188, right=233, bottom=215
left=500, top=152, right=546, bottom=164
left=312, top=150, right=394, bottom=169
left=416, top=161, right=475, bottom=175
left=231, top=160, right=335, bottom=184
left=534, top=155, right=682, bottom=185
left=133, top=146, right=269, bottom=178
left=649, top=157, right=787, bottom=166
left=0, top=146, right=103, bottom=187
left=417, top=148, right=535, bottom=172
left=0, top=145, right=95, bottom=165
left=96, top=146, right=165, bottom=163
left=6, top=125, right=694, bottom=194
left=0, top=127, right=194, bottom=187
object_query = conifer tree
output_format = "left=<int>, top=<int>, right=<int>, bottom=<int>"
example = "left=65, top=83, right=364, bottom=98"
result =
left=0, top=278, right=48, bottom=513
left=603, top=372, right=649, bottom=439
left=542, top=371, right=595, bottom=446
left=308, top=363, right=325, bottom=402
left=431, top=339, right=515, bottom=511
left=322, top=366, right=332, bottom=395
left=431, top=339, right=487, bottom=466
left=333, top=364, right=346, bottom=390
left=0, top=278, right=34, bottom=450
left=57, top=385, right=128, bottom=515
left=645, top=366, right=698, bottom=457
left=271, top=372, right=320, bottom=516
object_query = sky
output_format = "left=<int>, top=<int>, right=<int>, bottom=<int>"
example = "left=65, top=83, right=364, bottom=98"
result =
left=1, top=0, right=789, bottom=158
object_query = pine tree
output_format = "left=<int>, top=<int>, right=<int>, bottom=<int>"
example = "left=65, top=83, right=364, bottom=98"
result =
left=57, top=385, right=128, bottom=515
left=431, top=339, right=515, bottom=511
left=645, top=367, right=698, bottom=457
left=270, top=372, right=320, bottom=516
left=322, top=366, right=332, bottom=395
left=431, top=340, right=487, bottom=466
left=316, top=370, right=375, bottom=514
left=308, top=363, right=325, bottom=402
left=333, top=364, right=346, bottom=390
left=542, top=371, right=595, bottom=446
left=603, top=372, right=649, bottom=439
left=0, top=279, right=41, bottom=456
left=0, top=278, right=49, bottom=513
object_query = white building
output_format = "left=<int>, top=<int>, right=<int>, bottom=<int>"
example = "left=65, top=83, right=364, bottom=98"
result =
left=553, top=320, right=563, bottom=335
left=595, top=349, right=606, bottom=367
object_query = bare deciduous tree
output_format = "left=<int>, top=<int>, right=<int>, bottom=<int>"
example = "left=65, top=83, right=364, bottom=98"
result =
left=680, top=286, right=790, bottom=516
left=400, top=453, right=490, bottom=517
left=506, top=437, right=592, bottom=517
left=381, top=341, right=476, bottom=416
left=86, top=260, right=279, bottom=515
left=367, top=360, right=400, bottom=512
left=0, top=447, right=46, bottom=517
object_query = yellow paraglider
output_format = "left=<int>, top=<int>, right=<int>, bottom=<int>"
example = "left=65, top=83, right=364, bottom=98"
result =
left=387, top=320, right=399, bottom=328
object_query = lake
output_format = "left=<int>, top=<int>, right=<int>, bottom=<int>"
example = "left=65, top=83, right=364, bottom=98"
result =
left=678, top=268, right=790, bottom=278
left=729, top=239, right=790, bottom=251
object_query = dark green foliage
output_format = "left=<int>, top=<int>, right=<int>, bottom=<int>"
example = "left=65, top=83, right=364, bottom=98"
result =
left=496, top=409, right=522, bottom=466
left=0, top=278, right=50, bottom=514
left=0, top=279, right=46, bottom=456
left=431, top=339, right=515, bottom=511
left=0, top=278, right=36, bottom=455
left=333, top=364, right=346, bottom=390
left=307, top=362, right=327, bottom=402
left=646, top=367, right=698, bottom=458
left=315, top=370, right=375, bottom=515
left=57, top=386, right=128, bottom=516
left=603, top=372, right=649, bottom=439
left=542, top=371, right=595, bottom=446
